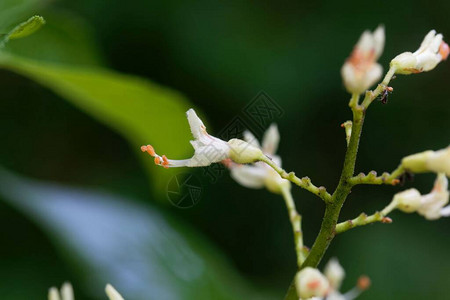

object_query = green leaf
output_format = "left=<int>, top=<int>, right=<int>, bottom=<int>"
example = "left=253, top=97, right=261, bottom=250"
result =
left=0, top=168, right=264, bottom=300
left=6, top=15, right=45, bottom=40
left=0, top=52, right=194, bottom=193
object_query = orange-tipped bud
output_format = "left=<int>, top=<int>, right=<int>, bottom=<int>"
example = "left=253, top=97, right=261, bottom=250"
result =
left=440, top=42, right=449, bottom=60
left=381, top=217, right=393, bottom=223
left=154, top=156, right=161, bottom=165
left=357, top=275, right=371, bottom=291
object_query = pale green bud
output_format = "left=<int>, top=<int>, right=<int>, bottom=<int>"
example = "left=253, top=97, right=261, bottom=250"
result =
left=227, top=138, right=264, bottom=164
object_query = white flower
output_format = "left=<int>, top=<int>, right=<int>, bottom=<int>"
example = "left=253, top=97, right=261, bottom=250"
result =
left=402, top=146, right=450, bottom=176
left=417, top=173, right=449, bottom=220
left=391, top=30, right=449, bottom=74
left=229, top=124, right=290, bottom=193
left=48, top=283, right=125, bottom=300
left=141, top=109, right=263, bottom=168
left=392, top=188, right=422, bottom=213
left=341, top=25, right=385, bottom=94
left=296, top=267, right=330, bottom=299
left=324, top=258, right=345, bottom=291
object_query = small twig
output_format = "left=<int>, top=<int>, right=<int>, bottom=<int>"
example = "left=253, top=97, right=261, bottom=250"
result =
left=260, top=155, right=332, bottom=202
left=348, top=165, right=405, bottom=186
left=280, top=186, right=305, bottom=267
left=335, top=212, right=393, bottom=234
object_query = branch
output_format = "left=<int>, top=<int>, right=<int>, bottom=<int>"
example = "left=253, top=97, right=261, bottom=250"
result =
left=348, top=165, right=405, bottom=186
left=260, top=156, right=332, bottom=202
left=335, top=212, right=392, bottom=234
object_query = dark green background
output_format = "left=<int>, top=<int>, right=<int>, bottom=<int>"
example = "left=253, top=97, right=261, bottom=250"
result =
left=1, top=0, right=449, bottom=299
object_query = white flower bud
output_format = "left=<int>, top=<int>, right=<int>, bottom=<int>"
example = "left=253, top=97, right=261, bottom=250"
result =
left=426, top=147, right=450, bottom=177
left=393, top=189, right=422, bottom=213
left=341, top=25, right=384, bottom=94
left=227, top=138, right=264, bottom=164
left=402, top=147, right=450, bottom=176
left=296, top=267, right=330, bottom=299
left=391, top=30, right=449, bottom=74
left=324, top=258, right=345, bottom=290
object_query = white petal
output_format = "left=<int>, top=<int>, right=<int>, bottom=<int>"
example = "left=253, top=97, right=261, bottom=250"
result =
left=61, top=283, right=74, bottom=300
left=186, top=109, right=206, bottom=140
left=187, top=141, right=230, bottom=167
left=415, top=30, right=436, bottom=54
left=430, top=33, right=443, bottom=52
left=363, top=63, right=383, bottom=90
left=373, top=25, right=385, bottom=59
left=105, top=284, right=125, bottom=300
left=230, top=165, right=266, bottom=189
left=262, top=124, right=280, bottom=155
left=357, top=31, right=373, bottom=53
left=243, top=130, right=261, bottom=149
left=441, top=205, right=450, bottom=217
left=324, top=258, right=345, bottom=290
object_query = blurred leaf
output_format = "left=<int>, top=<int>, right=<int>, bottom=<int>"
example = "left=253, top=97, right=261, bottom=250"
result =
left=0, top=168, right=266, bottom=300
left=6, top=10, right=104, bottom=66
left=0, top=52, right=194, bottom=193
left=6, top=15, right=45, bottom=40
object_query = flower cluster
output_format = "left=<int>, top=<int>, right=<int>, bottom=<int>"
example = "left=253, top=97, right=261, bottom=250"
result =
left=141, top=25, right=450, bottom=300
left=296, top=259, right=370, bottom=300
left=48, top=283, right=124, bottom=300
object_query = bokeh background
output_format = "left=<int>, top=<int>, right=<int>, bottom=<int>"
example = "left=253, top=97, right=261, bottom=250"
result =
left=0, top=0, right=449, bottom=299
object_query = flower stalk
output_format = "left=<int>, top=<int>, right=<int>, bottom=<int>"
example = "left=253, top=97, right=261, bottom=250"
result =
left=280, top=185, right=305, bottom=267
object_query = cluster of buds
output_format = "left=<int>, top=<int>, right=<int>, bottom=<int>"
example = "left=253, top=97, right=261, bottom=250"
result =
left=391, top=30, right=449, bottom=74
left=141, top=109, right=264, bottom=168
left=342, top=27, right=448, bottom=95
left=295, top=258, right=370, bottom=299
left=390, top=173, right=449, bottom=220
left=48, top=283, right=124, bottom=300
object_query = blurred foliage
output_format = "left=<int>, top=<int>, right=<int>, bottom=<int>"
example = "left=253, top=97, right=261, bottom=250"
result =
left=0, top=0, right=449, bottom=299
left=0, top=168, right=268, bottom=300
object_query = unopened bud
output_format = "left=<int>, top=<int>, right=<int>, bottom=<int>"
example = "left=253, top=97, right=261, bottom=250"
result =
left=393, top=188, right=422, bottom=213
left=295, top=267, right=330, bottom=299
left=402, top=147, right=450, bottom=176
left=227, top=138, right=264, bottom=164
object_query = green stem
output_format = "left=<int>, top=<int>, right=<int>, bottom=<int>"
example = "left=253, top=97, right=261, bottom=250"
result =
left=301, top=105, right=365, bottom=268
left=280, top=186, right=305, bottom=267
left=261, top=156, right=332, bottom=202
left=361, top=67, right=396, bottom=108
